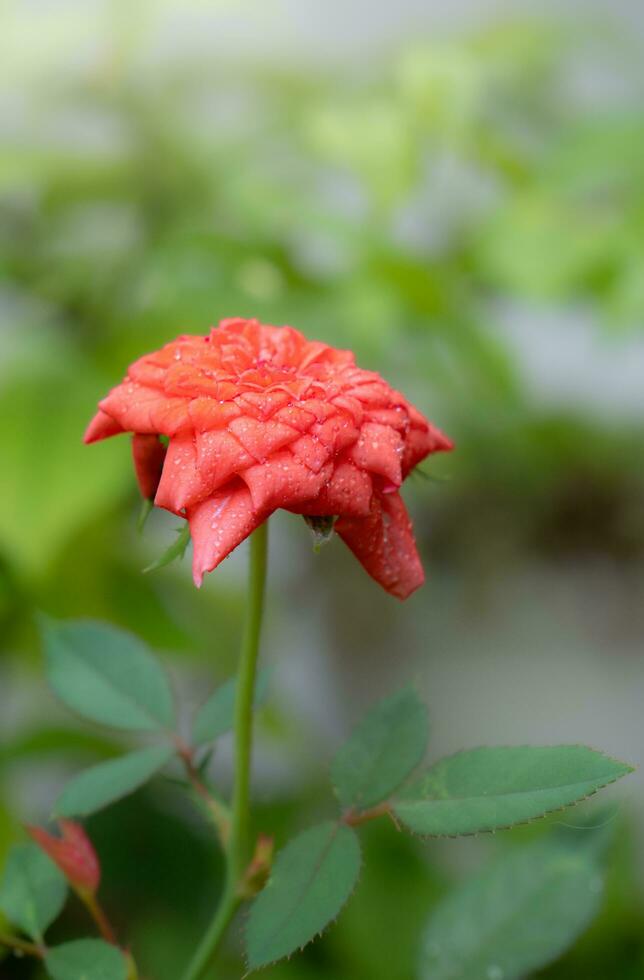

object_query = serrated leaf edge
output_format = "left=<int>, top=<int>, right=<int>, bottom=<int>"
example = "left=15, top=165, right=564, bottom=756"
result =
left=393, top=744, right=634, bottom=839
left=242, top=821, right=362, bottom=974
left=330, top=684, right=429, bottom=811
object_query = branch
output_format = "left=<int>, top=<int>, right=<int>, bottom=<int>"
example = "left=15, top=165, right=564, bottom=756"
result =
left=175, top=740, right=231, bottom=846
left=0, top=932, right=45, bottom=958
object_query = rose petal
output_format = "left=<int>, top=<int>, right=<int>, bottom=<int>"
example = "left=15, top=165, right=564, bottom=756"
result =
left=228, top=416, right=299, bottom=462
left=100, top=382, right=191, bottom=436
left=350, top=422, right=404, bottom=487
left=290, top=459, right=373, bottom=517
left=402, top=422, right=454, bottom=476
left=290, top=434, right=332, bottom=473
left=188, top=483, right=266, bottom=586
left=273, top=404, right=317, bottom=432
left=84, top=409, right=124, bottom=444
left=188, top=397, right=242, bottom=431
left=312, top=415, right=359, bottom=453
left=336, top=491, right=424, bottom=599
left=236, top=390, right=291, bottom=419
left=132, top=434, right=166, bottom=500
left=241, top=451, right=332, bottom=512
left=365, top=406, right=408, bottom=432
left=195, top=428, right=255, bottom=488
left=155, top=433, right=211, bottom=514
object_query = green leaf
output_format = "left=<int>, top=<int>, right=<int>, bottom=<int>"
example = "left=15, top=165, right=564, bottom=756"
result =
left=394, top=746, right=633, bottom=837
left=0, top=843, right=67, bottom=941
left=192, top=669, right=271, bottom=746
left=46, top=939, right=127, bottom=980
left=331, top=687, right=428, bottom=811
left=54, top=745, right=174, bottom=818
left=419, top=837, right=606, bottom=980
left=143, top=523, right=191, bottom=573
left=137, top=498, right=154, bottom=534
left=43, top=620, right=175, bottom=733
left=246, top=822, right=361, bottom=970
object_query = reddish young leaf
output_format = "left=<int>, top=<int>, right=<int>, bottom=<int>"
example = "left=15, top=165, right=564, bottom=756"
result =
left=27, top=820, right=100, bottom=894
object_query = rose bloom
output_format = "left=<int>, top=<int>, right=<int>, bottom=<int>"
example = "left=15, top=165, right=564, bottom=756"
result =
left=85, top=318, right=452, bottom=598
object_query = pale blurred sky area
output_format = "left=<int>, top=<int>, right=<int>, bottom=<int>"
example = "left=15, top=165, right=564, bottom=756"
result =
left=2, top=0, right=644, bottom=419
left=2, top=0, right=644, bottom=78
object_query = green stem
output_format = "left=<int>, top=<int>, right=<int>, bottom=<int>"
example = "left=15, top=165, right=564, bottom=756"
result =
left=0, top=932, right=44, bottom=958
left=181, top=521, right=269, bottom=980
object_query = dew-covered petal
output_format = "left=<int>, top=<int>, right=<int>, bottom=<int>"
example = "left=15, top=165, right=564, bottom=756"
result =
left=100, top=382, right=191, bottom=436
left=195, top=428, right=255, bottom=488
left=229, top=416, right=299, bottom=462
left=84, top=410, right=124, bottom=444
left=290, top=459, right=373, bottom=518
left=336, top=492, right=424, bottom=599
left=312, top=415, right=359, bottom=453
left=132, top=434, right=167, bottom=500
left=290, top=434, right=332, bottom=473
left=236, top=390, right=291, bottom=419
left=188, top=483, right=267, bottom=587
left=347, top=379, right=393, bottom=408
left=330, top=394, right=364, bottom=427
left=350, top=422, right=404, bottom=486
left=402, top=421, right=454, bottom=475
left=188, top=397, right=242, bottom=431
left=241, top=451, right=332, bottom=512
left=127, top=356, right=166, bottom=388
left=298, top=399, right=337, bottom=423
left=273, top=404, right=317, bottom=432
left=365, top=406, right=408, bottom=432
left=155, top=433, right=211, bottom=514
left=261, top=323, right=307, bottom=366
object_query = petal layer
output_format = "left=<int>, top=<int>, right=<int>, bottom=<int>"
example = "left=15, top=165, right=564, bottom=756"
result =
left=290, top=459, right=373, bottom=518
left=188, top=483, right=266, bottom=586
left=132, top=434, right=167, bottom=500
left=84, top=410, right=124, bottom=444
left=155, top=433, right=211, bottom=514
left=336, top=491, right=424, bottom=599
left=241, top=451, right=332, bottom=513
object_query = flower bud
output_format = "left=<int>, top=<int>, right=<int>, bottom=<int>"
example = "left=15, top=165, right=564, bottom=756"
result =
left=241, top=833, right=274, bottom=898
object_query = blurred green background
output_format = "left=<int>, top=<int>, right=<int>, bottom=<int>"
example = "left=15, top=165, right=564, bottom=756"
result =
left=1, top=0, right=644, bottom=977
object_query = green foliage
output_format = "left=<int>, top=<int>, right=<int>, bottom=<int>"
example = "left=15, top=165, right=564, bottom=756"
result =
left=142, top=524, right=191, bottom=574
left=245, top=822, right=361, bottom=970
left=0, top=843, right=67, bottom=941
left=54, top=745, right=174, bottom=818
left=44, top=620, right=176, bottom=733
left=331, top=687, right=428, bottom=810
left=394, top=746, right=632, bottom=837
left=192, top=668, right=271, bottom=746
left=45, top=939, right=128, bottom=980
left=0, top=369, right=130, bottom=580
left=419, top=835, right=607, bottom=980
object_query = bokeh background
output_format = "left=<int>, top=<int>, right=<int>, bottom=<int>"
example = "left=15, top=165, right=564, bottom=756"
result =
left=2, top=0, right=644, bottom=977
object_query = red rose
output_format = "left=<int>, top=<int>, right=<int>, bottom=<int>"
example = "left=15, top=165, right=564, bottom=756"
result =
left=86, top=318, right=452, bottom=598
